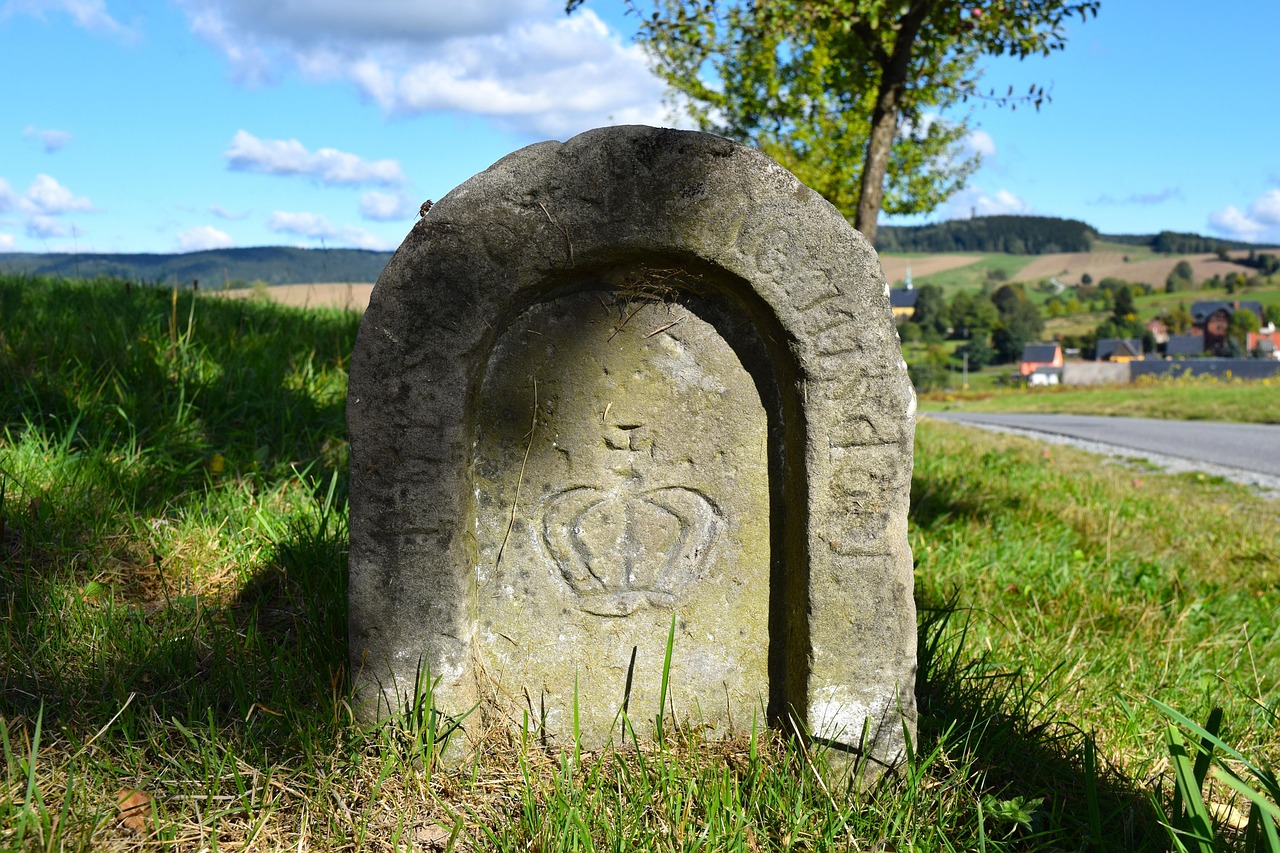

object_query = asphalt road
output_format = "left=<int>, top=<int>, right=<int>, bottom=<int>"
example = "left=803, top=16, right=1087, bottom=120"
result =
left=924, top=411, right=1280, bottom=490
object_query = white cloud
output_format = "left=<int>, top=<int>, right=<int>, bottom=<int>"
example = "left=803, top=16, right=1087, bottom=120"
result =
left=225, top=130, right=405, bottom=186
left=25, top=215, right=69, bottom=238
left=1209, top=205, right=1259, bottom=236
left=5, top=175, right=92, bottom=244
left=1251, top=189, right=1280, bottom=226
left=944, top=185, right=1031, bottom=219
left=23, top=125, right=74, bottom=152
left=180, top=2, right=670, bottom=137
left=2, top=0, right=135, bottom=40
left=267, top=209, right=395, bottom=250
left=18, top=174, right=93, bottom=215
left=359, top=190, right=415, bottom=221
left=0, top=232, right=14, bottom=250
left=177, top=225, right=235, bottom=251
left=1208, top=189, right=1280, bottom=244
left=964, top=129, right=996, bottom=159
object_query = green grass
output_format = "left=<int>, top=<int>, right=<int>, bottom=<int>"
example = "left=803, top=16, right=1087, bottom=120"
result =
left=2, top=274, right=1277, bottom=849
left=920, top=376, right=1280, bottom=423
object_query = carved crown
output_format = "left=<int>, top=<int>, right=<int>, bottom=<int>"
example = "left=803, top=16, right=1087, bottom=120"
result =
left=538, top=483, right=721, bottom=616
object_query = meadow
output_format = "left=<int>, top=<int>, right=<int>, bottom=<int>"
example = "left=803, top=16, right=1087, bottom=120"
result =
left=1, top=275, right=1277, bottom=850
left=920, top=378, right=1280, bottom=424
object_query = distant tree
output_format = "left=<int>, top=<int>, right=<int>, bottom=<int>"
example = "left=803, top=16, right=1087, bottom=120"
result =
left=1152, top=231, right=1228, bottom=254
left=961, top=333, right=995, bottom=369
left=1095, top=316, right=1153, bottom=354
left=991, top=296, right=1045, bottom=363
left=1112, top=285, right=1136, bottom=321
left=1228, top=308, right=1260, bottom=351
left=1163, top=304, right=1193, bottom=335
left=1093, top=283, right=1148, bottom=351
left=949, top=290, right=999, bottom=339
left=1266, top=305, right=1280, bottom=327
left=990, top=283, right=1028, bottom=318
left=911, top=284, right=950, bottom=335
left=898, top=321, right=924, bottom=343
left=908, top=343, right=952, bottom=391
left=1080, top=272, right=1093, bottom=285
left=877, top=215, right=1096, bottom=254
left=1167, top=260, right=1194, bottom=292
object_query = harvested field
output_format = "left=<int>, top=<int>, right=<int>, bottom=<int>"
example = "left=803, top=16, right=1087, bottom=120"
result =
left=208, top=281, right=374, bottom=312
left=879, top=253, right=982, bottom=283
left=1013, top=250, right=1259, bottom=288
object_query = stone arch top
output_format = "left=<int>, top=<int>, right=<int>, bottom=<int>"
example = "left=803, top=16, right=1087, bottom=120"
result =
left=347, top=125, right=917, bottom=769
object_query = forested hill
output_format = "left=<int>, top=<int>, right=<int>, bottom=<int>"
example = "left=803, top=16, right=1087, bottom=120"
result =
left=875, top=215, right=1263, bottom=255
left=2, top=221, right=1267, bottom=281
left=877, top=215, right=1094, bottom=254
left=0, top=247, right=395, bottom=285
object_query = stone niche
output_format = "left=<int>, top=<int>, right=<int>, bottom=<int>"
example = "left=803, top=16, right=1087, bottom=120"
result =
left=347, top=126, right=917, bottom=770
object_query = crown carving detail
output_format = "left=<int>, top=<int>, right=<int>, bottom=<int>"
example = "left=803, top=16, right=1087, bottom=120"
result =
left=538, top=483, right=721, bottom=616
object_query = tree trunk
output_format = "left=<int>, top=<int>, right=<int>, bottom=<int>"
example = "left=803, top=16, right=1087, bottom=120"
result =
left=853, top=85, right=901, bottom=247
left=853, top=2, right=932, bottom=247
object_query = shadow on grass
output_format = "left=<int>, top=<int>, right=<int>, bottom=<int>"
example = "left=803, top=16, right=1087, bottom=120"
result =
left=0, top=279, right=355, bottom=530
left=0, top=508, right=351, bottom=761
left=0, top=276, right=358, bottom=760
left=914, top=598, right=1167, bottom=850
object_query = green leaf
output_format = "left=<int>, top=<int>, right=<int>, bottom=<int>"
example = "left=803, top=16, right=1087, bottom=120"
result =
left=1167, top=725, right=1216, bottom=853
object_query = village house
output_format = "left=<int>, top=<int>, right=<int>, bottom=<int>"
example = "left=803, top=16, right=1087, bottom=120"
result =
left=1019, top=341, right=1064, bottom=376
left=1249, top=325, right=1279, bottom=359
left=1190, top=300, right=1264, bottom=352
left=889, top=285, right=919, bottom=321
left=1096, top=338, right=1144, bottom=362
left=888, top=264, right=918, bottom=322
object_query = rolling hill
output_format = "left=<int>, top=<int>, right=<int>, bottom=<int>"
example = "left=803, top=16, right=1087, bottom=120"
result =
left=0, top=246, right=394, bottom=286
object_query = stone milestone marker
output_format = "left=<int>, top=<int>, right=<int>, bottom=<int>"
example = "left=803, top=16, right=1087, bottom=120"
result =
left=347, top=125, right=917, bottom=768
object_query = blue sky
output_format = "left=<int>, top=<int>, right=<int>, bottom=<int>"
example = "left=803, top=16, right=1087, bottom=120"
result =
left=2, top=0, right=1277, bottom=255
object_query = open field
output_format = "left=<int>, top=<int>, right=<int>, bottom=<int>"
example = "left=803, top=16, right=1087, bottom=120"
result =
left=210, top=281, right=374, bottom=312
left=877, top=253, right=985, bottom=285
left=1010, top=251, right=1261, bottom=289
left=920, top=377, right=1280, bottom=423
left=879, top=247, right=1276, bottom=292
left=3, top=275, right=1278, bottom=850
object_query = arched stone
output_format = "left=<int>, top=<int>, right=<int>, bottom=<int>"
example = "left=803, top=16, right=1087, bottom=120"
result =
left=348, top=125, right=916, bottom=769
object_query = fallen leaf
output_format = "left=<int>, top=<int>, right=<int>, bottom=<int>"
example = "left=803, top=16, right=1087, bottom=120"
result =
left=115, top=788, right=152, bottom=835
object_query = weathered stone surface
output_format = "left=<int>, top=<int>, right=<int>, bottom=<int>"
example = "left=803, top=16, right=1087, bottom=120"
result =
left=348, top=125, right=916, bottom=769
left=473, top=292, right=770, bottom=740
